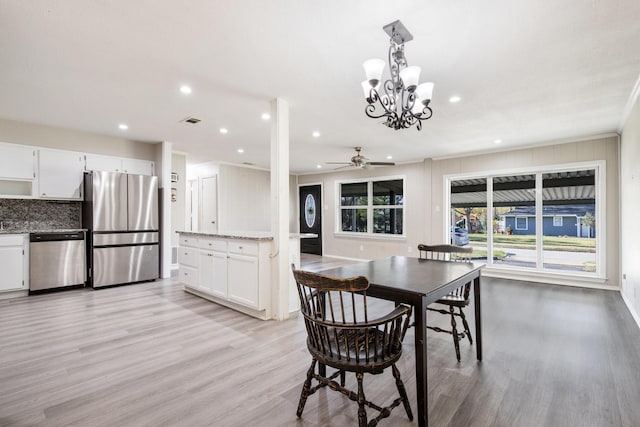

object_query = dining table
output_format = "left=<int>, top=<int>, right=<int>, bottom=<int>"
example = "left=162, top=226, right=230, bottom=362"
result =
left=319, top=255, right=483, bottom=427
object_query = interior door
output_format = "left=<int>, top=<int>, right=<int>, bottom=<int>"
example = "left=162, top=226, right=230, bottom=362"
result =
left=201, top=175, right=218, bottom=233
left=299, top=185, right=322, bottom=255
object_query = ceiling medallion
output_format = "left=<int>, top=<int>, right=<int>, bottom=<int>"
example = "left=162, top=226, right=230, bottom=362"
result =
left=362, top=20, right=434, bottom=131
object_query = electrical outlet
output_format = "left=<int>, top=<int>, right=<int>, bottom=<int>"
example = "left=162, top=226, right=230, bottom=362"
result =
left=359, top=245, right=364, bottom=251
left=407, top=246, right=412, bottom=253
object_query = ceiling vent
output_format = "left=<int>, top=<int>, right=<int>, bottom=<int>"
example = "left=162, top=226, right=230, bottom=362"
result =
left=181, top=117, right=201, bottom=124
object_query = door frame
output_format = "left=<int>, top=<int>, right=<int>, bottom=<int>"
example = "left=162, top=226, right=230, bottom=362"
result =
left=298, top=182, right=324, bottom=255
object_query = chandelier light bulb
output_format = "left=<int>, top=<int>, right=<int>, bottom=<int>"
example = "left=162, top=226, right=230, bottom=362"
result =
left=399, top=66, right=421, bottom=91
left=363, top=59, right=385, bottom=87
left=415, top=82, right=434, bottom=105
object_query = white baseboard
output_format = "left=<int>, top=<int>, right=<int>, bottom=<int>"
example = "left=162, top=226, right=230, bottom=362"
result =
left=621, top=291, right=640, bottom=330
left=321, top=253, right=370, bottom=263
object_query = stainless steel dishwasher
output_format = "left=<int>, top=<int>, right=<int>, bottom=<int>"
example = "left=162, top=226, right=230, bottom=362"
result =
left=29, top=231, right=86, bottom=291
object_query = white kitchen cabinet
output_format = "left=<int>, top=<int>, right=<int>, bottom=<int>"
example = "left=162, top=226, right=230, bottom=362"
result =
left=0, top=143, right=36, bottom=180
left=227, top=253, right=259, bottom=308
left=0, top=143, right=36, bottom=197
left=38, top=148, right=84, bottom=199
left=199, top=250, right=227, bottom=297
left=122, top=158, right=154, bottom=176
left=85, top=154, right=154, bottom=176
left=178, top=232, right=272, bottom=319
left=0, top=234, right=28, bottom=293
left=84, top=153, right=123, bottom=173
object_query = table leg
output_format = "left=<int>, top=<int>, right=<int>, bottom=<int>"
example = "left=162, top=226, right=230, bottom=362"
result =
left=414, top=297, right=428, bottom=427
left=473, top=275, right=482, bottom=361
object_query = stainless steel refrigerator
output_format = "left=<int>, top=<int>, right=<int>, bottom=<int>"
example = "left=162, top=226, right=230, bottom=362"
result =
left=83, top=171, right=159, bottom=288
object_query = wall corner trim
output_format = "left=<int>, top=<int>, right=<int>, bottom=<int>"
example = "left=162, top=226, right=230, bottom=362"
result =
left=621, top=291, right=640, bottom=330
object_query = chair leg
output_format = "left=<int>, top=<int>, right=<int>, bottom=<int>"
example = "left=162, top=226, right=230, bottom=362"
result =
left=392, top=364, right=413, bottom=421
left=450, top=306, right=461, bottom=362
left=459, top=307, right=473, bottom=345
left=356, top=372, right=367, bottom=427
left=340, top=370, right=346, bottom=387
left=297, top=359, right=316, bottom=417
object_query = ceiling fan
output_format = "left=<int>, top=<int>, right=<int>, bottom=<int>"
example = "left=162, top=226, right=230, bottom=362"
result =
left=327, top=147, right=395, bottom=169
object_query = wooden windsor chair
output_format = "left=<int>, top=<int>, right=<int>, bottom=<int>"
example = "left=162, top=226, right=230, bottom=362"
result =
left=418, top=243, right=474, bottom=362
left=291, top=266, right=413, bottom=427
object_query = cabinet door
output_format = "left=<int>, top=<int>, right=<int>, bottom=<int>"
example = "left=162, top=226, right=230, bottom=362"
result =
left=199, top=250, right=227, bottom=297
left=38, top=149, right=84, bottom=199
left=122, top=158, right=154, bottom=176
left=0, top=144, right=35, bottom=180
left=227, top=253, right=259, bottom=308
left=85, top=153, right=122, bottom=172
left=0, top=245, right=24, bottom=291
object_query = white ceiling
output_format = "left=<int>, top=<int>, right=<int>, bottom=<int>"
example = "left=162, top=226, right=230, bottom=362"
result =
left=1, top=1, right=639, bottom=174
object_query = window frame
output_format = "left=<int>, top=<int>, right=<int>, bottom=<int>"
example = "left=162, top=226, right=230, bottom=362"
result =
left=515, top=216, right=529, bottom=230
left=335, top=175, right=406, bottom=238
left=444, top=160, right=606, bottom=281
left=553, top=216, right=563, bottom=227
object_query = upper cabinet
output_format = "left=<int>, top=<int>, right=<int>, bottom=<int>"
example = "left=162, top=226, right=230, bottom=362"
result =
left=0, top=142, right=156, bottom=199
left=85, top=153, right=123, bottom=173
left=85, top=154, right=154, bottom=176
left=38, top=148, right=85, bottom=200
left=122, top=158, right=154, bottom=176
left=0, top=143, right=36, bottom=180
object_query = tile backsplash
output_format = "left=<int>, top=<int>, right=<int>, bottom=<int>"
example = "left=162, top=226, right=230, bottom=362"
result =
left=0, top=199, right=82, bottom=230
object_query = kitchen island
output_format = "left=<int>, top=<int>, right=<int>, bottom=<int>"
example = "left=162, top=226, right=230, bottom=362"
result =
left=177, top=231, right=312, bottom=320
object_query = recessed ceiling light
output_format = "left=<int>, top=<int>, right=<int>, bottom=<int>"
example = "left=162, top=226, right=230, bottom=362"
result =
left=312, top=131, right=320, bottom=138
left=237, top=148, right=244, bottom=153
left=386, top=155, right=393, bottom=160
left=219, top=128, right=228, bottom=134
left=316, top=164, right=322, bottom=169
left=261, top=113, right=271, bottom=121
left=118, top=124, right=128, bottom=130
left=180, top=85, right=192, bottom=95
left=494, top=139, right=502, bottom=144
left=449, top=95, right=461, bottom=103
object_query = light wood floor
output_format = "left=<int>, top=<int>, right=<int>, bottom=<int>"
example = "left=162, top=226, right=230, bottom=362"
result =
left=1, top=255, right=640, bottom=426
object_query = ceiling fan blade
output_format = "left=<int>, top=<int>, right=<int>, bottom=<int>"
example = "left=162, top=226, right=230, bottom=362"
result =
left=367, top=161, right=396, bottom=166
left=326, top=162, right=353, bottom=165
left=333, top=165, right=353, bottom=170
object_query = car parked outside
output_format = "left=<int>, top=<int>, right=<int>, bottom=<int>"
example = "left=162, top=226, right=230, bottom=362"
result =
left=451, top=226, right=469, bottom=246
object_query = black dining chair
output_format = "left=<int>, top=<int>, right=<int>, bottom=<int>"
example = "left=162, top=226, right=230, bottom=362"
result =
left=418, top=244, right=474, bottom=362
left=291, top=265, right=413, bottom=427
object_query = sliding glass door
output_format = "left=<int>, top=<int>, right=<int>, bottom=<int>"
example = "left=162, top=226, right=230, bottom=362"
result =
left=447, top=163, right=601, bottom=277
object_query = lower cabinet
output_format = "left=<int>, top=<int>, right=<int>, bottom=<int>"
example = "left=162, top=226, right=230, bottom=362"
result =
left=0, top=234, right=28, bottom=293
left=178, top=234, right=271, bottom=319
left=199, top=250, right=227, bottom=298
left=227, top=253, right=258, bottom=308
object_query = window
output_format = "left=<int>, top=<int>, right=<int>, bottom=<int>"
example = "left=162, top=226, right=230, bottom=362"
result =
left=339, top=178, right=404, bottom=235
left=515, top=216, right=528, bottom=230
left=447, top=163, right=602, bottom=278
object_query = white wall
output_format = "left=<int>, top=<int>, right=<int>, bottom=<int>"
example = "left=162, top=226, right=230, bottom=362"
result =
left=218, top=164, right=271, bottom=231
left=620, top=93, right=640, bottom=324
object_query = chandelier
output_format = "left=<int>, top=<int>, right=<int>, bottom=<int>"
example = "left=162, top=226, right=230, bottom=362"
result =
left=362, top=20, right=434, bottom=131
